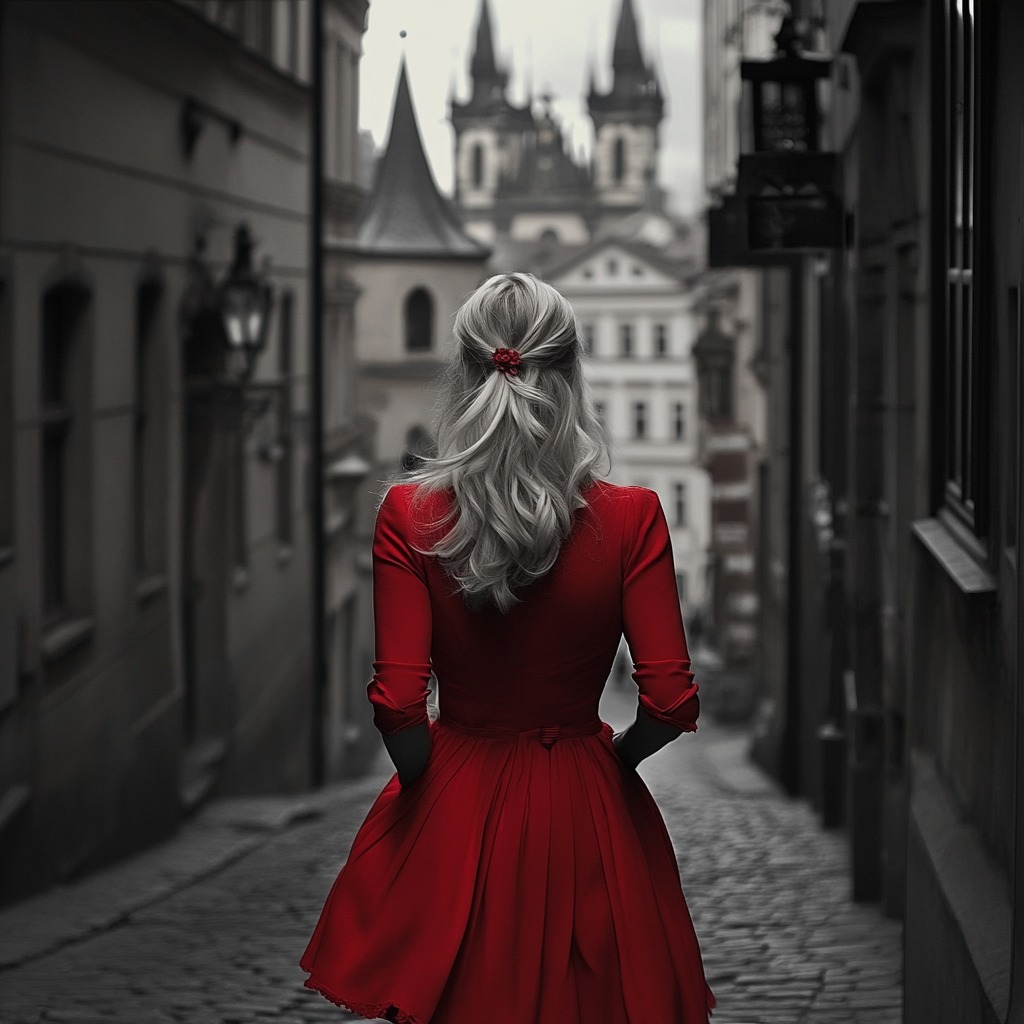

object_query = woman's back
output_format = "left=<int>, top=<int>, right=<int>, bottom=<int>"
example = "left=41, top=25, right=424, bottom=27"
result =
left=371, top=480, right=699, bottom=737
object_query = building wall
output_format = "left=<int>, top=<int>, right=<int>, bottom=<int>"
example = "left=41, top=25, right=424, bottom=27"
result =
left=553, top=246, right=710, bottom=616
left=350, top=257, right=487, bottom=468
left=0, top=0, right=316, bottom=904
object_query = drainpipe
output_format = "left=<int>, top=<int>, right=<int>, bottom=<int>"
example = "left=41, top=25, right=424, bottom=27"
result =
left=309, top=0, right=326, bottom=787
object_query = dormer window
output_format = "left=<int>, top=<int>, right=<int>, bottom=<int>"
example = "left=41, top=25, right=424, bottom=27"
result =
left=607, top=258, right=618, bottom=276
left=614, top=137, right=626, bottom=183
left=631, top=265, right=643, bottom=277
left=583, top=266, right=594, bottom=279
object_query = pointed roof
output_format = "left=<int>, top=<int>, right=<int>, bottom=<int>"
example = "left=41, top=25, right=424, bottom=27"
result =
left=612, top=0, right=645, bottom=71
left=587, top=0, right=663, bottom=127
left=358, top=62, right=489, bottom=259
left=470, top=0, right=498, bottom=79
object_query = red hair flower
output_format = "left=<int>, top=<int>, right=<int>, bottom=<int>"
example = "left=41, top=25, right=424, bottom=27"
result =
left=491, top=348, right=521, bottom=377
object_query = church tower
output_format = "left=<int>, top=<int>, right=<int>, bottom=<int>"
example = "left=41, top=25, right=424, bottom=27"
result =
left=450, top=0, right=533, bottom=243
left=587, top=0, right=664, bottom=214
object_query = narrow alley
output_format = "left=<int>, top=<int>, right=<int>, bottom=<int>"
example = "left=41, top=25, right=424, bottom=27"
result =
left=0, top=686, right=901, bottom=1024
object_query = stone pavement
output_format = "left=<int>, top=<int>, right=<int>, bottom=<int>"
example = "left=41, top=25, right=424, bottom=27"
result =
left=0, top=688, right=902, bottom=1024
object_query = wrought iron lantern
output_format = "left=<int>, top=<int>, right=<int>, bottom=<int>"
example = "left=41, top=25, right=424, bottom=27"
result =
left=218, top=224, right=273, bottom=383
left=732, top=14, right=843, bottom=253
left=741, top=16, right=830, bottom=155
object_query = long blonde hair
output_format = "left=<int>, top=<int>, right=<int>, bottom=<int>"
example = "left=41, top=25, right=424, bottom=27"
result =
left=406, top=273, right=609, bottom=612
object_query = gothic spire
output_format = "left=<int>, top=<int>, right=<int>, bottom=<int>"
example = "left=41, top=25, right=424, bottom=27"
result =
left=612, top=0, right=645, bottom=72
left=470, top=0, right=498, bottom=80
left=358, top=60, right=488, bottom=258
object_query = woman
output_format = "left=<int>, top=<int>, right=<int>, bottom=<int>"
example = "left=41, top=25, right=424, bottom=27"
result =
left=301, top=273, right=715, bottom=1024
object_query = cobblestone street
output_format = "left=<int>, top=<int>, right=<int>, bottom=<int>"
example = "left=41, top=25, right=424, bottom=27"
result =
left=0, top=688, right=902, bottom=1024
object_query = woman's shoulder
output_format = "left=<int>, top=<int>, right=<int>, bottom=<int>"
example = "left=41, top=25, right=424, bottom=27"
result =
left=377, top=483, right=453, bottom=545
left=585, top=480, right=661, bottom=516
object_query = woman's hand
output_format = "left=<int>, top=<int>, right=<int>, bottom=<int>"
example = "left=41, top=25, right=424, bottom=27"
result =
left=382, top=722, right=432, bottom=788
left=613, top=706, right=682, bottom=770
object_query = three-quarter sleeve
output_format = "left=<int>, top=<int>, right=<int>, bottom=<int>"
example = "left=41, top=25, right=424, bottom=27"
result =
left=621, top=488, right=699, bottom=732
left=366, top=486, right=432, bottom=736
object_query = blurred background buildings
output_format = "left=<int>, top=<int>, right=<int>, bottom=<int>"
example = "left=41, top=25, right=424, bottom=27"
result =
left=1, top=4, right=1023, bottom=1024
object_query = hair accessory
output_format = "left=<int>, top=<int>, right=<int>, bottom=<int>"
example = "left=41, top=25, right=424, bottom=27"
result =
left=491, top=348, right=521, bottom=377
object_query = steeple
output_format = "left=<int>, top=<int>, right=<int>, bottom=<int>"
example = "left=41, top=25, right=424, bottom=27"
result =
left=587, top=0, right=663, bottom=128
left=612, top=0, right=645, bottom=72
left=358, top=61, right=488, bottom=258
left=470, top=0, right=498, bottom=80
left=468, top=0, right=508, bottom=103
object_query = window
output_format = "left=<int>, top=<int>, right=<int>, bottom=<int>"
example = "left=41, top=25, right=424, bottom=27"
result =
left=41, top=280, right=90, bottom=621
left=631, top=264, right=643, bottom=277
left=539, top=228, right=560, bottom=243
left=583, top=323, right=595, bottom=356
left=654, top=323, right=668, bottom=356
left=633, top=401, right=647, bottom=439
left=276, top=291, right=294, bottom=549
left=134, top=276, right=165, bottom=579
left=607, top=259, right=619, bottom=276
left=472, top=143, right=485, bottom=189
left=243, top=0, right=274, bottom=57
left=673, top=482, right=687, bottom=527
left=673, top=401, right=686, bottom=441
left=0, top=273, right=11, bottom=564
left=703, top=359, right=734, bottom=421
left=1006, top=285, right=1020, bottom=557
left=940, top=0, right=989, bottom=533
left=404, top=288, right=433, bottom=352
left=614, top=136, right=626, bottom=183
left=620, top=323, right=634, bottom=358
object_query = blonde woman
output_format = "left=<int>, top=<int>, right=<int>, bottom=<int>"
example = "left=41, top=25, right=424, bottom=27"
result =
left=301, top=273, right=714, bottom=1024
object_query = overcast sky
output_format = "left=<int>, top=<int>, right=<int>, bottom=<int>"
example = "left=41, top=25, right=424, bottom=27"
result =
left=358, top=0, right=703, bottom=215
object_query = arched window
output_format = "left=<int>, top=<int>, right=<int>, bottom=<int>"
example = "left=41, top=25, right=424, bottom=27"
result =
left=404, top=288, right=433, bottom=352
left=472, top=143, right=485, bottom=189
left=613, top=137, right=626, bottom=183
left=539, top=227, right=560, bottom=243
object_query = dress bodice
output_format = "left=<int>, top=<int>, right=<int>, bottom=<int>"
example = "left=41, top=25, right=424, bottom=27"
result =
left=368, top=481, right=699, bottom=736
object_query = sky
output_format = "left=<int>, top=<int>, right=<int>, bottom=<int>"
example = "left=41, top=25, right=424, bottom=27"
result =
left=358, top=0, right=703, bottom=215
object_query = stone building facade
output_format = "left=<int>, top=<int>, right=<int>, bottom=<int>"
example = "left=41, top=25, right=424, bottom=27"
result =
left=547, top=241, right=710, bottom=620
left=0, top=0, right=365, bottom=905
left=707, top=0, right=1024, bottom=1020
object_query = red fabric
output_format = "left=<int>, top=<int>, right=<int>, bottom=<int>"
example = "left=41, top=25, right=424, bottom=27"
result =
left=301, top=481, right=715, bottom=1024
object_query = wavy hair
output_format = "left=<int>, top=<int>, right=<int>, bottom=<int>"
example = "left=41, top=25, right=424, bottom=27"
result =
left=404, top=272, right=609, bottom=612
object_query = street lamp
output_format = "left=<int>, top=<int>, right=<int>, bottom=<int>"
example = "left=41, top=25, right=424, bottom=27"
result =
left=218, top=224, right=273, bottom=383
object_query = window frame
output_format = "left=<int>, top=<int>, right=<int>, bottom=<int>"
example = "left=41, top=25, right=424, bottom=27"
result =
left=619, top=322, right=634, bottom=358
left=632, top=400, right=647, bottom=440
left=404, top=287, right=434, bottom=353
left=673, top=400, right=686, bottom=442
left=673, top=482, right=687, bottom=528
left=654, top=322, right=668, bottom=357
left=934, top=0, right=993, bottom=539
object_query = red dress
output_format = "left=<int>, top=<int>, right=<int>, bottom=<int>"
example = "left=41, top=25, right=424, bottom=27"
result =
left=301, top=481, right=715, bottom=1024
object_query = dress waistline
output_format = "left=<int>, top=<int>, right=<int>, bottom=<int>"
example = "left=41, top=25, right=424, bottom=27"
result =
left=438, top=717, right=604, bottom=748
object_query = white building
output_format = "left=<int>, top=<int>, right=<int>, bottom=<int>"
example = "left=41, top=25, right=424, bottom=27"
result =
left=548, top=240, right=710, bottom=614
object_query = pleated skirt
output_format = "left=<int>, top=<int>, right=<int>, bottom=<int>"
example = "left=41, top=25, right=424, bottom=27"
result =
left=300, top=718, right=715, bottom=1024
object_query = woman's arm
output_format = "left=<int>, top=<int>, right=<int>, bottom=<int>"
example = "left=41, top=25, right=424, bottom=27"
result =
left=613, top=706, right=682, bottom=771
left=368, top=487, right=434, bottom=786
left=383, top=722, right=432, bottom=787
left=618, top=489, right=701, bottom=769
